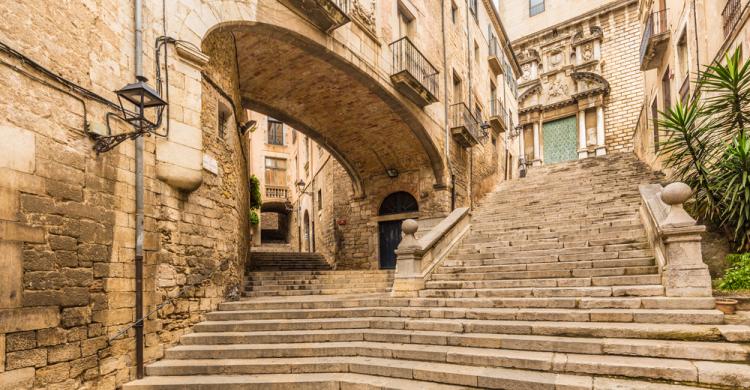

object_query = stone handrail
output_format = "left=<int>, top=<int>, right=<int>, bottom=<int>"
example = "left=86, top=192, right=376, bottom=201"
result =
left=639, top=182, right=712, bottom=297
left=391, top=207, right=471, bottom=296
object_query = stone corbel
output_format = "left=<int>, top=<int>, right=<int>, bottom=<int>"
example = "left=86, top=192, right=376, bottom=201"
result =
left=639, top=182, right=712, bottom=297
left=175, top=41, right=210, bottom=70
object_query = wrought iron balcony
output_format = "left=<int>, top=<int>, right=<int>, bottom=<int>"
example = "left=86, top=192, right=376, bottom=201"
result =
left=489, top=99, right=507, bottom=134
left=265, top=185, right=290, bottom=202
left=723, top=0, right=741, bottom=38
left=488, top=35, right=502, bottom=75
left=640, top=9, right=669, bottom=70
left=450, top=103, right=481, bottom=148
left=279, top=0, right=351, bottom=33
left=390, top=37, right=439, bottom=107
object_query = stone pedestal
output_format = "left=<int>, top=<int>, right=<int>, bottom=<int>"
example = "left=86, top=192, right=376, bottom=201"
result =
left=662, top=227, right=712, bottom=297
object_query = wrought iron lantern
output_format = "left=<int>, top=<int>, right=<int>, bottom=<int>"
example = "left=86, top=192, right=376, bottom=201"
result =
left=93, top=76, right=167, bottom=153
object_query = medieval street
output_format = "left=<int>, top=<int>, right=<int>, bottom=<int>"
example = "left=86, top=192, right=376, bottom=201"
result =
left=1, top=0, right=750, bottom=389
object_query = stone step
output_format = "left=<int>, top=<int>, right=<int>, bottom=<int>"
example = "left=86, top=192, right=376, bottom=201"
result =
left=205, top=307, right=724, bottom=324
left=156, top=343, right=750, bottom=386
left=179, top=329, right=750, bottom=362
left=219, top=296, right=716, bottom=311
left=430, top=266, right=659, bottom=282
left=192, top=317, right=748, bottom=342
left=243, top=287, right=391, bottom=297
left=124, top=372, right=469, bottom=390
left=439, top=257, right=655, bottom=272
left=417, top=285, right=665, bottom=298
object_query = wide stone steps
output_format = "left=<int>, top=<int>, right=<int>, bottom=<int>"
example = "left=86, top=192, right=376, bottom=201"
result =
left=178, top=329, right=750, bottom=362
left=149, top=342, right=750, bottom=387
left=439, top=257, right=655, bottom=273
left=204, top=306, right=725, bottom=324
left=123, top=362, right=708, bottom=390
left=244, top=269, right=394, bottom=297
left=418, top=285, right=667, bottom=298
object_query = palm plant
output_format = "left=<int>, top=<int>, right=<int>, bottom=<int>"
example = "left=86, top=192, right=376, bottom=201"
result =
left=658, top=48, right=750, bottom=250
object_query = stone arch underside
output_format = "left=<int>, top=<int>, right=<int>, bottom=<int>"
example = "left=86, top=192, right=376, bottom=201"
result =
left=202, top=21, right=445, bottom=198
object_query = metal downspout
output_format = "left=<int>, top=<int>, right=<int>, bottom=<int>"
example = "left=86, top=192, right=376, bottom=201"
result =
left=133, top=0, right=145, bottom=379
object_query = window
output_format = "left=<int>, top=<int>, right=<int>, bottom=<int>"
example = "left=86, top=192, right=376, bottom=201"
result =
left=469, top=0, right=477, bottom=16
left=397, top=3, right=414, bottom=38
left=267, top=119, right=284, bottom=145
left=474, top=40, right=480, bottom=65
left=451, top=1, right=458, bottom=24
left=217, top=101, right=231, bottom=139
left=677, top=31, right=690, bottom=104
left=661, top=67, right=671, bottom=111
left=452, top=71, right=462, bottom=104
left=529, top=0, right=544, bottom=16
left=292, top=129, right=297, bottom=144
left=651, top=99, right=660, bottom=152
left=317, top=189, right=322, bottom=210
left=264, top=157, right=287, bottom=187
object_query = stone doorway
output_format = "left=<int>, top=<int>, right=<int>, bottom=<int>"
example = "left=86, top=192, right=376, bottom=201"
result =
left=543, top=116, right=578, bottom=164
left=377, top=192, right=419, bottom=269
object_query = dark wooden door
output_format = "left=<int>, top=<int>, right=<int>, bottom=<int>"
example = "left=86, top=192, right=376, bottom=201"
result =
left=378, top=220, right=402, bottom=269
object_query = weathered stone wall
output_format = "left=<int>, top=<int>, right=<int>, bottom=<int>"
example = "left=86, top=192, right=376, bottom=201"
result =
left=0, top=3, right=249, bottom=389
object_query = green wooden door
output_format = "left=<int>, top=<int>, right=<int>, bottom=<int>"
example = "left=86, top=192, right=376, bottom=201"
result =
left=542, top=116, right=578, bottom=164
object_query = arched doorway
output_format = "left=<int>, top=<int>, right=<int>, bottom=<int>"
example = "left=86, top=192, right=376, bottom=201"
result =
left=303, top=210, right=312, bottom=253
left=378, top=192, right=419, bottom=269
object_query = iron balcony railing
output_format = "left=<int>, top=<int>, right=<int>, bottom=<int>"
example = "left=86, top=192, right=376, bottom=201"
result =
left=265, top=185, right=289, bottom=200
left=723, top=0, right=741, bottom=38
left=390, top=36, right=439, bottom=99
left=450, top=102, right=481, bottom=141
left=490, top=98, right=507, bottom=124
left=640, top=9, right=669, bottom=65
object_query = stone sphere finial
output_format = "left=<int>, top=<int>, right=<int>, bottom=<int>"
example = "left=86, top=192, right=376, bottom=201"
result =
left=661, top=182, right=693, bottom=206
left=402, top=219, right=419, bottom=235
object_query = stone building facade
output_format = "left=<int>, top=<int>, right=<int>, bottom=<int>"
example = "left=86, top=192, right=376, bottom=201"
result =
left=500, top=0, right=644, bottom=166
left=0, top=1, right=520, bottom=388
left=633, top=0, right=750, bottom=169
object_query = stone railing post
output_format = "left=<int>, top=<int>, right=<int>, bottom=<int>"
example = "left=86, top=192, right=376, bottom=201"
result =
left=391, top=219, right=426, bottom=296
left=658, top=182, right=712, bottom=297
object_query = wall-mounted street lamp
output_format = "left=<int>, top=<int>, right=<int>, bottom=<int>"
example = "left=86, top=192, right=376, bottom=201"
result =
left=93, top=76, right=167, bottom=153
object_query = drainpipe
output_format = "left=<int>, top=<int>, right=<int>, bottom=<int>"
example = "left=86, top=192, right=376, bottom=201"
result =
left=441, top=0, right=456, bottom=211
left=133, top=0, right=145, bottom=380
left=465, top=0, right=474, bottom=210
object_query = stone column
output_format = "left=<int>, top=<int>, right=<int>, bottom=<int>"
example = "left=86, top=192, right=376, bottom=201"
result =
left=595, top=105, right=606, bottom=156
left=532, top=121, right=541, bottom=166
left=519, top=125, right=526, bottom=159
left=578, top=110, right=588, bottom=159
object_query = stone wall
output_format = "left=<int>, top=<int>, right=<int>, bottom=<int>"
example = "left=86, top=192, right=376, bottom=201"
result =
left=0, top=3, right=250, bottom=388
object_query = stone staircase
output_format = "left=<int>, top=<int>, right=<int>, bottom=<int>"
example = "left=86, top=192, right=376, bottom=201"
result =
left=245, top=251, right=394, bottom=297
left=125, top=155, right=750, bottom=389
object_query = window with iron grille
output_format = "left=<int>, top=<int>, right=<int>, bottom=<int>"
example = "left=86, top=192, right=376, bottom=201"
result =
left=529, top=0, right=544, bottom=16
left=267, top=119, right=284, bottom=145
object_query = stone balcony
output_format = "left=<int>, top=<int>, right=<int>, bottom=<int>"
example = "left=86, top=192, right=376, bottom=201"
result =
left=265, top=185, right=290, bottom=203
left=278, top=0, right=351, bottom=33
left=640, top=9, right=669, bottom=71
left=489, top=98, right=507, bottom=134
left=389, top=37, right=439, bottom=108
left=449, top=102, right=481, bottom=148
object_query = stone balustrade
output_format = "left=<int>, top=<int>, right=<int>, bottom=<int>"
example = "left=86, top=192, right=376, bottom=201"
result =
left=391, top=207, right=470, bottom=296
left=639, top=182, right=712, bottom=297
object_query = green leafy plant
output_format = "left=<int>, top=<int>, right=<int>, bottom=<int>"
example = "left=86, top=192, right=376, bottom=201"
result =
left=249, top=175, right=262, bottom=210
left=249, top=209, right=260, bottom=226
left=658, top=48, right=750, bottom=250
left=718, top=253, right=750, bottom=290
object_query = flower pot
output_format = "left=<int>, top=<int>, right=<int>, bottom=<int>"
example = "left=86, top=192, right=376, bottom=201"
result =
left=715, top=298, right=739, bottom=315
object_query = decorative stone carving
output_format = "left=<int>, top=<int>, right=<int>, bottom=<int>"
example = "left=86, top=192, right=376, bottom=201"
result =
left=548, top=77, right=568, bottom=97
left=521, top=63, right=532, bottom=81
left=581, top=43, right=593, bottom=62
left=350, top=0, right=377, bottom=40
left=548, top=51, right=562, bottom=68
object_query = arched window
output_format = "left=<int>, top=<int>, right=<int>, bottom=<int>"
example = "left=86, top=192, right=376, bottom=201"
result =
left=378, top=191, right=418, bottom=215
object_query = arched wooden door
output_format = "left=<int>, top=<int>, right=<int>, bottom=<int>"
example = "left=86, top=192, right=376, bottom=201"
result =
left=378, top=192, right=418, bottom=269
